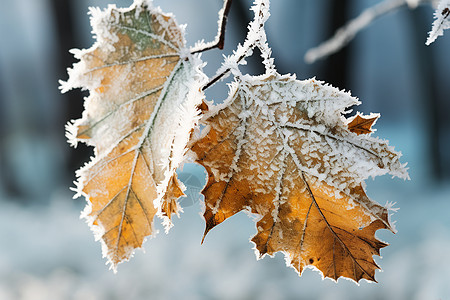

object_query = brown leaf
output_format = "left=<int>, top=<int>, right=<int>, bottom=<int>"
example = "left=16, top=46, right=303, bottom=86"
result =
left=347, top=113, right=379, bottom=135
left=62, top=3, right=205, bottom=269
left=161, top=174, right=185, bottom=220
left=191, top=73, right=408, bottom=282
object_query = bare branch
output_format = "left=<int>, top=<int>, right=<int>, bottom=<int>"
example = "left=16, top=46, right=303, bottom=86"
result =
left=201, top=51, right=246, bottom=92
left=304, top=0, right=407, bottom=64
left=202, top=0, right=272, bottom=91
left=191, top=0, right=233, bottom=54
left=201, top=67, right=231, bottom=91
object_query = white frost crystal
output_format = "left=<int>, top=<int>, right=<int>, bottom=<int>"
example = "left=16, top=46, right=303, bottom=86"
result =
left=426, top=0, right=450, bottom=45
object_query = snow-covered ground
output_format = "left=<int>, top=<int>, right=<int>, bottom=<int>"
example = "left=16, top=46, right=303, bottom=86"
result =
left=0, top=148, right=449, bottom=300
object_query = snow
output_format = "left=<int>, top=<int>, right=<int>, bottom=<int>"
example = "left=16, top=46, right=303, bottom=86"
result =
left=0, top=176, right=449, bottom=299
left=426, top=0, right=450, bottom=45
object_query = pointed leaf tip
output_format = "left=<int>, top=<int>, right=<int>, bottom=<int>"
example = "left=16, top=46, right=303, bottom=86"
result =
left=347, top=113, right=379, bottom=135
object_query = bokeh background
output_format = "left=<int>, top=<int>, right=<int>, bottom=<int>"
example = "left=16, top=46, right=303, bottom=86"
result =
left=0, top=0, right=449, bottom=299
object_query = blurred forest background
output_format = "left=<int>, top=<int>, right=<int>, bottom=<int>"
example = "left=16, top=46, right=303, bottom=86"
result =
left=0, top=0, right=449, bottom=299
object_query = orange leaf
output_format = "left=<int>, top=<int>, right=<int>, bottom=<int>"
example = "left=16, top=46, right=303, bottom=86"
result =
left=191, top=73, right=408, bottom=282
left=161, top=174, right=185, bottom=220
left=347, top=113, right=379, bottom=135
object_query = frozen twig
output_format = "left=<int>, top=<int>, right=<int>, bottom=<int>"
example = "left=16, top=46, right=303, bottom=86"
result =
left=304, top=0, right=408, bottom=64
left=190, top=0, right=233, bottom=54
left=426, top=0, right=450, bottom=45
left=202, top=0, right=273, bottom=91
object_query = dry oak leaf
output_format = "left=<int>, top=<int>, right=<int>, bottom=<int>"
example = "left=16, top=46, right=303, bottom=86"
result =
left=60, top=1, right=206, bottom=269
left=190, top=73, right=408, bottom=282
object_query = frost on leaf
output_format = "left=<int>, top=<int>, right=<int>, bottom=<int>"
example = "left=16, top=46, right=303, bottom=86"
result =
left=190, top=73, right=408, bottom=283
left=60, top=1, right=206, bottom=269
left=426, top=0, right=450, bottom=45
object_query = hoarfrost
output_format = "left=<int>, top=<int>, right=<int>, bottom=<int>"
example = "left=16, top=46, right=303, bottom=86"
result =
left=205, top=0, right=274, bottom=90
left=60, top=0, right=207, bottom=270
left=194, top=68, right=408, bottom=276
left=426, top=0, right=450, bottom=45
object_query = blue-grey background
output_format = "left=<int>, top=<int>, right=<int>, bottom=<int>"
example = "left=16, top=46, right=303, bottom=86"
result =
left=0, top=0, right=449, bottom=299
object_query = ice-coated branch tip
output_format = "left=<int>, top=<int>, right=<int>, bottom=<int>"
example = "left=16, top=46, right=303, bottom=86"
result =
left=201, top=0, right=273, bottom=90
left=426, top=0, right=450, bottom=45
left=304, top=0, right=406, bottom=64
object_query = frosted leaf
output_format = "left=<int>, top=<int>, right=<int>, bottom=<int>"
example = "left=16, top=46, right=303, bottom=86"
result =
left=60, top=1, right=206, bottom=270
left=426, top=0, right=450, bottom=45
left=190, top=72, right=408, bottom=283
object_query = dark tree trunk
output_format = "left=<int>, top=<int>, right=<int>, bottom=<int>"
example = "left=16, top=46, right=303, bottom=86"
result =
left=407, top=8, right=444, bottom=180
left=320, top=0, right=351, bottom=91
